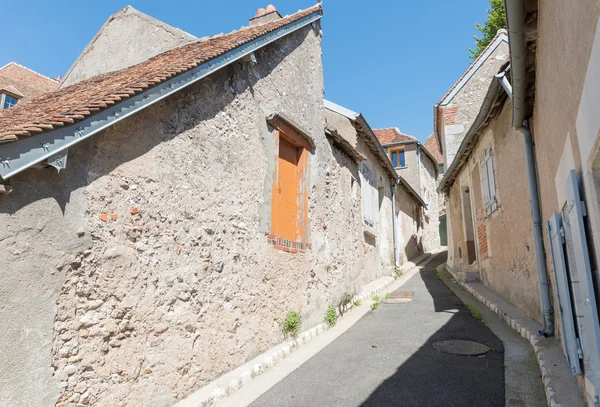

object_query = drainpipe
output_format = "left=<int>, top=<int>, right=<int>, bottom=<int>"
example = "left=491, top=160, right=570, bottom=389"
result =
left=417, top=145, right=423, bottom=197
left=505, top=0, right=554, bottom=336
left=391, top=180, right=400, bottom=268
left=522, top=121, right=554, bottom=336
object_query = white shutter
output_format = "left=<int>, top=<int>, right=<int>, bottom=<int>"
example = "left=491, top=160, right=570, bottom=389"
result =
left=481, top=147, right=497, bottom=216
left=362, top=163, right=373, bottom=226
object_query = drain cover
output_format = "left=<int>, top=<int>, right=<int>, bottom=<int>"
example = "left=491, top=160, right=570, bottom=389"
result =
left=383, top=297, right=413, bottom=304
left=433, top=340, right=490, bottom=356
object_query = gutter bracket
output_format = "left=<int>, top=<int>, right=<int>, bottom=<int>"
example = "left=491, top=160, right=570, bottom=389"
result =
left=47, top=148, right=68, bottom=173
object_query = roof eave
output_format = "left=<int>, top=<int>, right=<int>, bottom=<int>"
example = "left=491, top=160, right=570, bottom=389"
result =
left=0, top=8, right=323, bottom=181
left=438, top=72, right=508, bottom=194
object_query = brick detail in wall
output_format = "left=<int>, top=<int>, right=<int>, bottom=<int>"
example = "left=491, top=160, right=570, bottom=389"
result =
left=443, top=106, right=459, bottom=126
left=266, top=234, right=311, bottom=253
left=476, top=208, right=488, bottom=260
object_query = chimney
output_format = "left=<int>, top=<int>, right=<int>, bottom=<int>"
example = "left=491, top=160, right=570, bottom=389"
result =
left=249, top=4, right=282, bottom=26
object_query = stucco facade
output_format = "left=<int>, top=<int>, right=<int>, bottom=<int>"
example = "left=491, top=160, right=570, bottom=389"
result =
left=445, top=102, right=540, bottom=322
left=384, top=143, right=440, bottom=253
left=530, top=1, right=600, bottom=403
left=0, top=18, right=400, bottom=407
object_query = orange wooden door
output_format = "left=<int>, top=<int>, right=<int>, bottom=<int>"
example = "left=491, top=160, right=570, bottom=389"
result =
left=272, top=137, right=300, bottom=242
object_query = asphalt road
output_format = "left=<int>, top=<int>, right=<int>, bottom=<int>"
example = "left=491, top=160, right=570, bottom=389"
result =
left=251, top=253, right=505, bottom=407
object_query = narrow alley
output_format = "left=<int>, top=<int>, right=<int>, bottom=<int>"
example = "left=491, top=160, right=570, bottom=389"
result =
left=233, top=253, right=544, bottom=407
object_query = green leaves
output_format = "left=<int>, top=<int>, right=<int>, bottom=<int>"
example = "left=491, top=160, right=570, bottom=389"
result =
left=469, top=0, right=506, bottom=61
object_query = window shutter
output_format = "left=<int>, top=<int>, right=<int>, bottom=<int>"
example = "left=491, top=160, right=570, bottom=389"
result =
left=563, top=170, right=600, bottom=389
left=481, top=147, right=497, bottom=215
left=362, top=164, right=373, bottom=226
left=547, top=212, right=581, bottom=375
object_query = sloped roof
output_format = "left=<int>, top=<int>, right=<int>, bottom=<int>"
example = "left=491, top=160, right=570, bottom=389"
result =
left=423, top=134, right=443, bottom=165
left=373, top=128, right=417, bottom=145
left=0, top=62, right=58, bottom=100
left=433, top=29, right=508, bottom=146
left=0, top=5, right=321, bottom=142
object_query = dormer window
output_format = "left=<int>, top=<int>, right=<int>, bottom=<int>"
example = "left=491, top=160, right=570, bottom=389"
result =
left=3, top=94, right=17, bottom=109
left=0, top=91, right=21, bottom=110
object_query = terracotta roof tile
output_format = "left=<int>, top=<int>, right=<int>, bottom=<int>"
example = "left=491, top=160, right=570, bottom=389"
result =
left=0, top=62, right=58, bottom=101
left=373, top=127, right=417, bottom=145
left=424, top=133, right=443, bottom=164
left=0, top=5, right=321, bottom=142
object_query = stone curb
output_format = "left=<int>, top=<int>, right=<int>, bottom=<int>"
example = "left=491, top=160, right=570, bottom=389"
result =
left=455, top=279, right=561, bottom=407
left=186, top=252, right=436, bottom=407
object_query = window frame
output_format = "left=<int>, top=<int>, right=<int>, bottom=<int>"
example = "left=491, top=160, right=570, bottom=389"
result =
left=389, top=147, right=406, bottom=169
left=481, top=146, right=498, bottom=216
left=0, top=92, right=19, bottom=110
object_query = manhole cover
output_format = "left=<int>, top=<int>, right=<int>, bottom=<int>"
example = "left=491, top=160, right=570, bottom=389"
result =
left=432, top=340, right=490, bottom=356
left=383, top=297, right=413, bottom=304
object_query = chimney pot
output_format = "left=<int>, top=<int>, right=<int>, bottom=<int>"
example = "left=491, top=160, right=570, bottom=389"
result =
left=249, top=4, right=282, bottom=26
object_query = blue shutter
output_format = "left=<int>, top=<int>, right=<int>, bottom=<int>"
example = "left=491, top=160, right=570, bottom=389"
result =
left=564, top=170, right=600, bottom=391
left=548, top=213, right=581, bottom=375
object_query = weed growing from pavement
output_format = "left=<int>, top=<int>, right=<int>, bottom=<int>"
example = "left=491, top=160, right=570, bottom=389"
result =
left=465, top=304, right=485, bottom=324
left=371, top=295, right=381, bottom=310
left=354, top=299, right=362, bottom=307
left=325, top=306, right=337, bottom=327
left=385, top=292, right=391, bottom=299
left=282, top=311, right=301, bottom=338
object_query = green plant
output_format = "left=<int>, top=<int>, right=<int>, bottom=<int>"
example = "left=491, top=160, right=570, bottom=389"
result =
left=385, top=292, right=391, bottom=299
left=469, top=0, right=506, bottom=61
left=354, top=299, right=362, bottom=307
left=371, top=295, right=381, bottom=310
left=325, top=306, right=337, bottom=327
left=282, top=311, right=301, bottom=339
left=465, top=304, right=484, bottom=324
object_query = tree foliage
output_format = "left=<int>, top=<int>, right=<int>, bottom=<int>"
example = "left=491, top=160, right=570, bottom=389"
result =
left=469, top=0, right=506, bottom=61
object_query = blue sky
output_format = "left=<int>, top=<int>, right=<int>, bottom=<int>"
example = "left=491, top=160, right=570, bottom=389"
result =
left=2, top=1, right=490, bottom=142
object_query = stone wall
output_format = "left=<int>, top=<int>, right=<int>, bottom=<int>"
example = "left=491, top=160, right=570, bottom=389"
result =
left=420, top=152, right=441, bottom=252
left=441, top=40, right=509, bottom=168
left=60, top=6, right=197, bottom=87
left=0, top=24, right=394, bottom=407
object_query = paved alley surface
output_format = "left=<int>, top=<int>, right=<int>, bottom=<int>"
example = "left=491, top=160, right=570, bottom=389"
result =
left=251, top=253, right=506, bottom=407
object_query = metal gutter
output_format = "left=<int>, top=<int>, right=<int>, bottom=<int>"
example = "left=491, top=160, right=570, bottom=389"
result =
left=391, top=183, right=400, bottom=266
left=504, top=0, right=527, bottom=128
left=505, top=0, right=552, bottom=335
left=0, top=10, right=323, bottom=181
left=439, top=32, right=509, bottom=107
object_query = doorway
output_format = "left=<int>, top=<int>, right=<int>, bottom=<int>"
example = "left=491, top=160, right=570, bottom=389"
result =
left=461, top=186, right=476, bottom=264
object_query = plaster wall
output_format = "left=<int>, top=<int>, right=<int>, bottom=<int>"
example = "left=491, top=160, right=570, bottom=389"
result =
left=533, top=3, right=600, bottom=403
left=449, top=103, right=540, bottom=321
left=393, top=143, right=419, bottom=192
left=60, top=6, right=197, bottom=88
left=441, top=41, right=509, bottom=168
left=0, top=25, right=385, bottom=407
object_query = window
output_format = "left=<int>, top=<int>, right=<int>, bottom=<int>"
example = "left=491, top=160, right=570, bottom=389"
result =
left=390, top=148, right=406, bottom=168
left=1, top=93, right=18, bottom=110
left=481, top=147, right=497, bottom=215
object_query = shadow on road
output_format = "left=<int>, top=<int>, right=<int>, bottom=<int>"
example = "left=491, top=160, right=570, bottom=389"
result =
left=359, top=253, right=505, bottom=407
